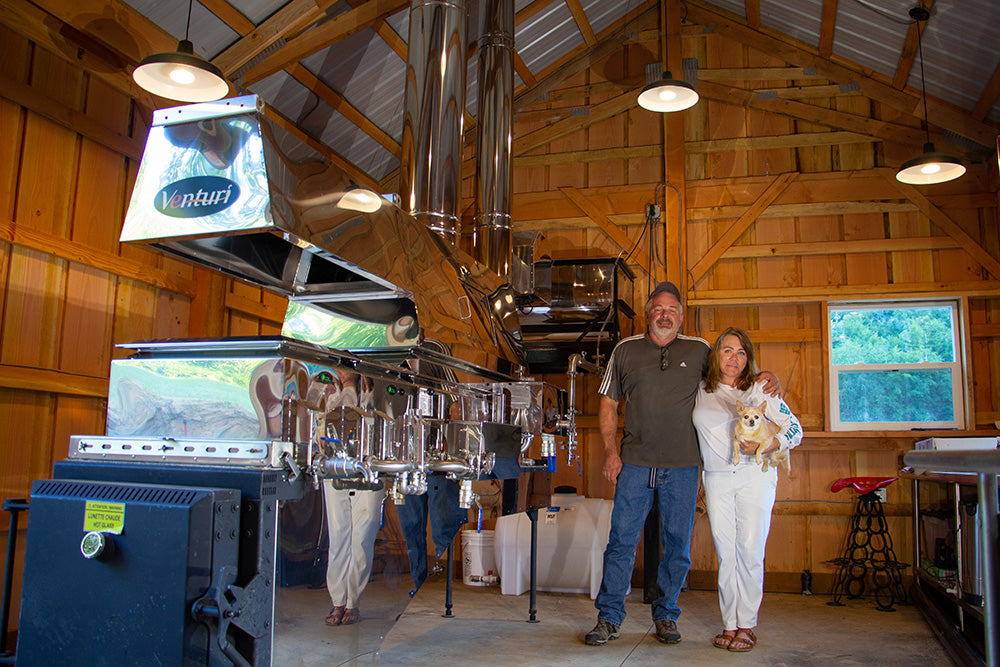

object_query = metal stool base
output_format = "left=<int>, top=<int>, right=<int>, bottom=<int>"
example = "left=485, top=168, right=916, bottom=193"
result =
left=826, top=491, right=909, bottom=611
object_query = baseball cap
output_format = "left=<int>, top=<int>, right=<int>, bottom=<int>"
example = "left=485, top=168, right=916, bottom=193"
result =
left=649, top=281, right=681, bottom=301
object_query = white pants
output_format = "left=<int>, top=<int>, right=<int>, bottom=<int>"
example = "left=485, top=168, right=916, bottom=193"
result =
left=703, top=465, right=777, bottom=630
left=323, top=481, right=385, bottom=608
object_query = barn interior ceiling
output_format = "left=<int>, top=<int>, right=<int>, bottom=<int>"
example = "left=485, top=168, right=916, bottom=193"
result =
left=29, top=0, right=1000, bottom=192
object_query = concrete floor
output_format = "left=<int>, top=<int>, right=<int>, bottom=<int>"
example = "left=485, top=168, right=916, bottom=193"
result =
left=274, top=573, right=953, bottom=666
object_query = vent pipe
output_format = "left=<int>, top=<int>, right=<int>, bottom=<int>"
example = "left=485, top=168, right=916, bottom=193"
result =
left=399, top=0, right=468, bottom=245
left=473, top=0, right=514, bottom=277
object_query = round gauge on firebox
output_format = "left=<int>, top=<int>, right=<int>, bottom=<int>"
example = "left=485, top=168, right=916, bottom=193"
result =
left=80, top=531, right=109, bottom=559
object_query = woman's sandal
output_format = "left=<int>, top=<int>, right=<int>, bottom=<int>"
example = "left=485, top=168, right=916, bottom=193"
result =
left=325, top=605, right=346, bottom=626
left=713, top=629, right=737, bottom=649
left=728, top=627, right=757, bottom=652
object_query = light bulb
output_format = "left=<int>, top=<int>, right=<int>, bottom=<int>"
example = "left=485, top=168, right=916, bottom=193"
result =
left=659, top=89, right=678, bottom=102
left=169, top=67, right=196, bottom=85
left=921, top=163, right=941, bottom=175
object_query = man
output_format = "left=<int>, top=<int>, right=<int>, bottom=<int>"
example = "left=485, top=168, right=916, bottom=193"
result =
left=585, top=281, right=776, bottom=646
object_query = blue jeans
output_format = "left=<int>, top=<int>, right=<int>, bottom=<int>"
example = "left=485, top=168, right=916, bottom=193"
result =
left=595, top=463, right=699, bottom=626
left=395, top=477, right=468, bottom=593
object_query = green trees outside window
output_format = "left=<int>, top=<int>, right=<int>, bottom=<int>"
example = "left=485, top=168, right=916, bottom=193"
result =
left=829, top=302, right=963, bottom=430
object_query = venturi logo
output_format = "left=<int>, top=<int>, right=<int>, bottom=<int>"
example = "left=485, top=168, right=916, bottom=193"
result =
left=154, top=176, right=239, bottom=218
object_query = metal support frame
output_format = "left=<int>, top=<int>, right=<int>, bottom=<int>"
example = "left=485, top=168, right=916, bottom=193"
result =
left=905, top=449, right=1000, bottom=667
left=528, top=508, right=539, bottom=623
left=443, top=542, right=454, bottom=618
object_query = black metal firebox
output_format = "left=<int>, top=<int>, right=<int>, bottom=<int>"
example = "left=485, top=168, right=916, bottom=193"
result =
left=518, top=257, right=636, bottom=372
left=15, top=460, right=305, bottom=666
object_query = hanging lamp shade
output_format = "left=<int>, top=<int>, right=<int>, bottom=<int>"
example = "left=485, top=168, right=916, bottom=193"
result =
left=637, top=71, right=699, bottom=112
left=896, top=142, right=966, bottom=184
left=893, top=5, right=964, bottom=185
left=132, top=40, right=229, bottom=103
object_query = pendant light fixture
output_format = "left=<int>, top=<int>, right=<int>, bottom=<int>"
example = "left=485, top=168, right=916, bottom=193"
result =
left=132, top=0, right=229, bottom=103
left=895, top=5, right=965, bottom=185
left=637, top=71, right=699, bottom=112
left=637, top=12, right=698, bottom=113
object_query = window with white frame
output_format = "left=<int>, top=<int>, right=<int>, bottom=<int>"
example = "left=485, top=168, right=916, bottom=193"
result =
left=828, top=300, right=965, bottom=431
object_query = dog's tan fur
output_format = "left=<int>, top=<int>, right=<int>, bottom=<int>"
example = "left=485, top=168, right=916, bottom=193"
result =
left=733, top=400, right=791, bottom=473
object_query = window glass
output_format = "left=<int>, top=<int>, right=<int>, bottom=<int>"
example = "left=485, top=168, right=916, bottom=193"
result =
left=828, top=301, right=964, bottom=430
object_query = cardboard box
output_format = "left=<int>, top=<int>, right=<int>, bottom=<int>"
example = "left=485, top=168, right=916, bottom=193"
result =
left=915, top=437, right=999, bottom=451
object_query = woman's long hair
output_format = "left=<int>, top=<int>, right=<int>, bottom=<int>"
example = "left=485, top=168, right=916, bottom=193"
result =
left=704, top=326, right=759, bottom=393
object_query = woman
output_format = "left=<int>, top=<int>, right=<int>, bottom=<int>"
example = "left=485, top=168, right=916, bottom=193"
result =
left=322, top=482, right=385, bottom=625
left=692, top=327, right=802, bottom=652
left=320, top=371, right=386, bottom=626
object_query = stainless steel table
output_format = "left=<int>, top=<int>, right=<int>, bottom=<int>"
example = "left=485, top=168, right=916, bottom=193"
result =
left=905, top=449, right=1000, bottom=667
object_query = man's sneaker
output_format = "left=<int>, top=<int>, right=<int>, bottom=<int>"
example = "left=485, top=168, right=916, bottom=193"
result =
left=654, top=619, right=681, bottom=644
left=585, top=619, right=620, bottom=645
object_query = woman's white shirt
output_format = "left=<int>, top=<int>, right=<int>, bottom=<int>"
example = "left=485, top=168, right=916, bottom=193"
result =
left=693, top=380, right=803, bottom=472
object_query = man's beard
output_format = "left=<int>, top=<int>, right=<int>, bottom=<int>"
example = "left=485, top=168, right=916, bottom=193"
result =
left=652, top=317, right=678, bottom=337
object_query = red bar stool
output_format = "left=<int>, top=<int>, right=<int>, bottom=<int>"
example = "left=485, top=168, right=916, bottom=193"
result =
left=826, top=476, right=909, bottom=611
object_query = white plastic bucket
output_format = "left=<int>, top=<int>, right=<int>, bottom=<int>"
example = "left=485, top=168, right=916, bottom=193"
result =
left=461, top=529, right=497, bottom=586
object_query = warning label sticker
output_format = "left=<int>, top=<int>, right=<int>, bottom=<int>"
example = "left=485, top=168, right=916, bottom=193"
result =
left=83, top=501, right=125, bottom=534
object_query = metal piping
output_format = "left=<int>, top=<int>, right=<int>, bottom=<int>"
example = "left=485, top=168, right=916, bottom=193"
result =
left=473, top=0, right=515, bottom=276
left=399, top=0, right=468, bottom=244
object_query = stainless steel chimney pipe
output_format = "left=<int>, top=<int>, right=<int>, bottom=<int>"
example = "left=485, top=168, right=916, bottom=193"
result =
left=473, top=0, right=514, bottom=277
left=399, top=0, right=468, bottom=245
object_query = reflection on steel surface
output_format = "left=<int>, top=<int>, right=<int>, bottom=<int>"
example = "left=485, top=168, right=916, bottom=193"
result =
left=99, top=95, right=577, bottom=504
left=121, top=95, right=523, bottom=368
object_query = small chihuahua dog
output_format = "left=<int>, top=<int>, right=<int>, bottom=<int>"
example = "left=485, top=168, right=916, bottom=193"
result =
left=733, top=400, right=791, bottom=473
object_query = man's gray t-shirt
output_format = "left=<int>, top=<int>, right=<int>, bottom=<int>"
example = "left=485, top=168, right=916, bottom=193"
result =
left=598, top=333, right=710, bottom=469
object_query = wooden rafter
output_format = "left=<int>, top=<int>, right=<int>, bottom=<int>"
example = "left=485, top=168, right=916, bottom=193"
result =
left=891, top=0, right=933, bottom=90
left=818, top=0, right=837, bottom=58
left=558, top=187, right=650, bottom=278
left=504, top=171, right=989, bottom=224
left=880, top=168, right=1000, bottom=280
left=513, top=88, right=640, bottom=155
left=752, top=83, right=862, bottom=100
left=565, top=0, right=597, bottom=46
left=202, top=0, right=400, bottom=161
left=199, top=0, right=254, bottom=35
left=685, top=0, right=999, bottom=148
left=511, top=130, right=875, bottom=168
left=514, top=55, right=538, bottom=88
left=288, top=65, right=401, bottom=156
left=346, top=0, right=408, bottom=60
left=697, top=80, right=927, bottom=147
left=261, top=105, right=379, bottom=189
left=699, top=67, right=827, bottom=81
left=972, top=61, right=1000, bottom=121
left=513, top=4, right=658, bottom=109
left=689, top=172, right=798, bottom=283
left=516, top=0, right=562, bottom=25
left=744, top=0, right=760, bottom=29
left=211, top=0, right=332, bottom=76
left=722, top=237, right=960, bottom=259
left=241, top=0, right=410, bottom=86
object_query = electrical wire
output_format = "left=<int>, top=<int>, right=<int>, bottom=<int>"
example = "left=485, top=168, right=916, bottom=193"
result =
left=850, top=0, right=915, bottom=25
left=184, top=0, right=194, bottom=40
